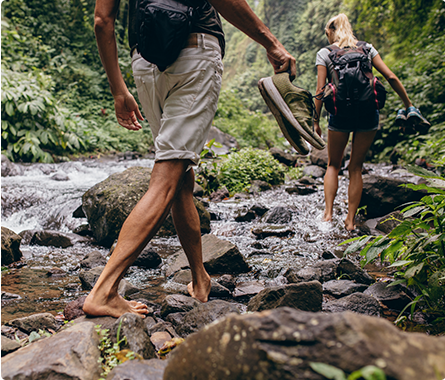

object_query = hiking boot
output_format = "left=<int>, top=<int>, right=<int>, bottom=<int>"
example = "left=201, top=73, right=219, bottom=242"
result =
left=258, top=73, right=326, bottom=151
left=406, top=106, right=431, bottom=133
left=394, top=108, right=407, bottom=127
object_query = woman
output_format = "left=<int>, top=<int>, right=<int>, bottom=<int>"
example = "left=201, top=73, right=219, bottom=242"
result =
left=314, top=13, right=415, bottom=231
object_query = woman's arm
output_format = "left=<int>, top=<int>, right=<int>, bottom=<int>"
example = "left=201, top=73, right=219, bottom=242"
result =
left=314, top=65, right=328, bottom=136
left=372, top=54, right=412, bottom=109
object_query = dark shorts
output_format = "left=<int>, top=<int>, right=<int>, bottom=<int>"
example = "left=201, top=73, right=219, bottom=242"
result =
left=328, top=110, right=379, bottom=133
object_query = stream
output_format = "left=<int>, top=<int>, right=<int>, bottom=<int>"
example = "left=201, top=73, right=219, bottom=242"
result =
left=1, top=155, right=398, bottom=323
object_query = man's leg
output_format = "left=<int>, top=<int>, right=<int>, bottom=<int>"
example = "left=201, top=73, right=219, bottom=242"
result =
left=83, top=159, right=190, bottom=318
left=171, top=168, right=211, bottom=302
left=323, top=130, right=350, bottom=222
left=345, top=130, right=377, bottom=230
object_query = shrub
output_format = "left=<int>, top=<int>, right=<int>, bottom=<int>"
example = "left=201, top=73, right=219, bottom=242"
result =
left=218, top=147, right=286, bottom=194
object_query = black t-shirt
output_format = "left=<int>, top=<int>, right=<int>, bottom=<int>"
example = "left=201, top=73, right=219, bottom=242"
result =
left=128, top=0, right=226, bottom=58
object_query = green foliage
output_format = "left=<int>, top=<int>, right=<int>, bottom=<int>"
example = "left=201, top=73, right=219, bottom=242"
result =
left=341, top=165, right=445, bottom=318
left=310, top=362, right=386, bottom=380
left=218, top=148, right=286, bottom=194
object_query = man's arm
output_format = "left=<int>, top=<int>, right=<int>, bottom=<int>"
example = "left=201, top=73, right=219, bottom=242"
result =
left=95, top=0, right=143, bottom=130
left=208, top=0, right=296, bottom=80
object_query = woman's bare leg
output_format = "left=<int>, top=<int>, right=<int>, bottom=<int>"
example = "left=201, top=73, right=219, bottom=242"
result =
left=345, top=130, right=377, bottom=230
left=324, top=130, right=350, bottom=222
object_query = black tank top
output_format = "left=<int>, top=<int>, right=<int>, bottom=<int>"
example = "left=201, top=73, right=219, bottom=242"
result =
left=128, top=0, right=225, bottom=58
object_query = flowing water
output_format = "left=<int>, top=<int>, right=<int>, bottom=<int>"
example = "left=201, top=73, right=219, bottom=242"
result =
left=1, top=156, right=405, bottom=323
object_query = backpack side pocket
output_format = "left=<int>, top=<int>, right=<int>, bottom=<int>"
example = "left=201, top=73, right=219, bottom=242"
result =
left=373, top=77, right=387, bottom=110
left=322, top=83, right=338, bottom=115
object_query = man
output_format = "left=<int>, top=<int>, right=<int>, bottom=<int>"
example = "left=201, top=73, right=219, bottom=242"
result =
left=83, top=0, right=296, bottom=318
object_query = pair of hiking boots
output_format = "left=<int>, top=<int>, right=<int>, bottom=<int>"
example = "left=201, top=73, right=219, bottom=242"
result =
left=395, top=107, right=431, bottom=134
left=258, top=73, right=326, bottom=156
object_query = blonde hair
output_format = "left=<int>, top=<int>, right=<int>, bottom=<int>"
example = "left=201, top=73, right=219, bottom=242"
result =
left=325, top=14, right=358, bottom=49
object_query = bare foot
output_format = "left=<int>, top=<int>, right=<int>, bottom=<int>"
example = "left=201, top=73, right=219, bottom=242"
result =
left=83, top=292, right=149, bottom=319
left=187, top=275, right=211, bottom=303
left=323, top=211, right=332, bottom=222
left=344, top=219, right=356, bottom=231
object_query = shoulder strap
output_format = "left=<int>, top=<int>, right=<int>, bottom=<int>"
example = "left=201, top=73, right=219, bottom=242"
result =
left=325, top=44, right=340, bottom=52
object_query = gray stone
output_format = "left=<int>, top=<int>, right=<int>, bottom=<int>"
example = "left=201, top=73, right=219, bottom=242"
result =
left=107, top=359, right=167, bottom=380
left=166, top=234, right=250, bottom=276
left=234, top=207, right=257, bottom=222
left=30, top=230, right=90, bottom=248
left=323, top=280, right=369, bottom=297
left=1, top=154, right=23, bottom=177
left=284, top=267, right=322, bottom=283
left=233, top=281, right=265, bottom=299
left=1, top=336, right=21, bottom=357
left=217, top=274, right=236, bottom=291
left=251, top=225, right=294, bottom=239
left=160, top=294, right=199, bottom=318
left=285, top=185, right=317, bottom=195
left=109, top=313, right=157, bottom=359
left=261, top=206, right=292, bottom=224
left=303, top=165, right=326, bottom=178
left=206, top=126, right=240, bottom=155
left=337, top=257, right=373, bottom=285
left=364, top=281, right=414, bottom=311
left=310, top=147, right=329, bottom=168
left=1, top=227, right=23, bottom=265
left=269, top=147, right=297, bottom=167
left=375, top=211, right=404, bottom=234
left=175, top=300, right=241, bottom=338
left=164, top=308, right=445, bottom=380
left=1, top=322, right=102, bottom=380
left=247, top=281, right=323, bottom=312
left=6, top=312, right=59, bottom=334
left=249, top=180, right=272, bottom=193
left=311, top=259, right=340, bottom=282
left=193, top=182, right=204, bottom=197
left=323, top=292, right=381, bottom=316
left=64, top=295, right=87, bottom=321
left=148, top=321, right=179, bottom=338
left=79, top=250, right=107, bottom=269
left=133, top=245, right=162, bottom=269
left=82, top=167, right=210, bottom=247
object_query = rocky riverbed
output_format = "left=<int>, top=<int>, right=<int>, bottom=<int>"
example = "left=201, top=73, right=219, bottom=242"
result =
left=2, top=149, right=444, bottom=380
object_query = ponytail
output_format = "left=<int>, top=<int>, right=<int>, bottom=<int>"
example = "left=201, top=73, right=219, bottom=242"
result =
left=325, top=14, right=358, bottom=49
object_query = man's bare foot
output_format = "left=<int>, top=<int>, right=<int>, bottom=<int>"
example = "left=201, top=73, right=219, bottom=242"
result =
left=187, top=274, right=211, bottom=303
left=344, top=219, right=356, bottom=231
left=83, top=292, right=149, bottom=318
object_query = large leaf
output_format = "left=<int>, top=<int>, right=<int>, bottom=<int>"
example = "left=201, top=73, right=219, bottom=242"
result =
left=387, top=221, right=414, bottom=238
left=309, top=362, right=347, bottom=380
left=404, top=262, right=424, bottom=279
left=348, top=365, right=387, bottom=380
left=343, top=236, right=373, bottom=255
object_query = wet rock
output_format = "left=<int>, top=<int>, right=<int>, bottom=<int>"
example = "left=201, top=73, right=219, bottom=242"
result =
left=285, top=184, right=317, bottom=195
left=18, top=229, right=39, bottom=245
left=249, top=180, right=272, bottom=193
left=165, top=308, right=445, bottom=380
left=80, top=250, right=107, bottom=269
left=160, top=294, right=199, bottom=318
left=150, top=331, right=171, bottom=351
left=72, top=205, right=86, bottom=218
left=6, top=312, right=59, bottom=334
left=337, top=257, right=374, bottom=284
left=310, top=147, right=329, bottom=168
left=364, top=281, right=413, bottom=311
left=209, top=187, right=230, bottom=202
left=247, top=281, right=323, bottom=312
left=261, top=206, right=292, bottom=224
left=360, top=175, right=426, bottom=218
left=1, top=326, right=27, bottom=341
left=322, top=280, right=369, bottom=298
left=206, top=126, right=240, bottom=155
left=193, top=182, right=204, bottom=197
left=109, top=313, right=156, bottom=359
left=321, top=250, right=337, bottom=259
left=30, top=230, right=90, bottom=248
left=1, top=227, right=23, bottom=265
left=107, top=358, right=167, bottom=380
left=217, top=274, right=236, bottom=291
left=1, top=154, right=23, bottom=177
left=251, top=225, right=294, bottom=239
left=375, top=211, right=404, bottom=234
left=144, top=316, right=157, bottom=331
left=82, top=167, right=210, bottom=247
left=233, top=281, right=265, bottom=300
left=50, top=173, right=70, bottom=181
left=269, top=147, right=297, bottom=167
left=64, top=295, right=87, bottom=321
left=303, top=165, right=326, bottom=178
left=133, top=245, right=162, bottom=269
left=249, top=203, right=269, bottom=216
left=323, top=292, right=381, bottom=316
left=172, top=269, right=193, bottom=284
left=174, top=300, right=241, bottom=338
left=298, top=176, right=318, bottom=185
left=148, top=321, right=179, bottom=338
left=1, top=335, right=21, bottom=357
left=284, top=267, right=319, bottom=283
left=46, top=267, right=66, bottom=277
left=166, top=312, right=187, bottom=326
left=1, top=322, right=102, bottom=380
left=166, top=234, right=250, bottom=276
left=79, top=266, right=139, bottom=297
left=73, top=315, right=117, bottom=331
left=1, top=291, right=22, bottom=302
left=234, top=207, right=256, bottom=222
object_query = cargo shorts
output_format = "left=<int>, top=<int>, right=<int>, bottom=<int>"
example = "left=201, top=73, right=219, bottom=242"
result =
left=131, top=33, right=223, bottom=165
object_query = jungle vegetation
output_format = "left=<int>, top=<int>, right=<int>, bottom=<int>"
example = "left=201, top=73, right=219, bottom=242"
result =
left=1, top=0, right=444, bottom=165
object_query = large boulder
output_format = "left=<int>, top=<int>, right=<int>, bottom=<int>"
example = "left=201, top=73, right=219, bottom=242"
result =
left=360, top=175, right=426, bottom=218
left=107, top=358, right=167, bottom=380
left=164, top=308, right=445, bottom=380
left=1, top=227, right=23, bottom=265
left=1, top=322, right=102, bottom=380
left=166, top=234, right=250, bottom=276
left=30, top=230, right=90, bottom=248
left=1, top=154, right=23, bottom=177
left=82, top=167, right=210, bottom=247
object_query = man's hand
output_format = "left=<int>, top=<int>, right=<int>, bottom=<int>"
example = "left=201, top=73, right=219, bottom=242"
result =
left=266, top=44, right=296, bottom=81
left=114, top=93, right=144, bottom=131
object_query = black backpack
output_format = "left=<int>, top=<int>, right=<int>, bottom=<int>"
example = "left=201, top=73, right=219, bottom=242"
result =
left=321, top=41, right=386, bottom=118
left=135, top=0, right=201, bottom=71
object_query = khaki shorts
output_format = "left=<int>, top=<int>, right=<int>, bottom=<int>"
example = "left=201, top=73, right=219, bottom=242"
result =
left=131, top=33, right=223, bottom=165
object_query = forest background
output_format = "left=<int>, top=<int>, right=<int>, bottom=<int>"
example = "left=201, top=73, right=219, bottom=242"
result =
left=1, top=0, right=444, bottom=166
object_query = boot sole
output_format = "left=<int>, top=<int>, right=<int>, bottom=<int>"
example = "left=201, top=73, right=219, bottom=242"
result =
left=258, top=77, right=326, bottom=151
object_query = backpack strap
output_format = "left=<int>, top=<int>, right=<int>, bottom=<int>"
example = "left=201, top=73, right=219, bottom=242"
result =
left=325, top=44, right=340, bottom=52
